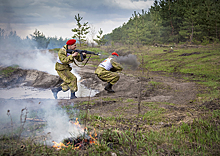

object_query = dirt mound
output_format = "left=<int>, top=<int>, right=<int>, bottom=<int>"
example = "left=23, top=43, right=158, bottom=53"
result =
left=0, top=67, right=62, bottom=89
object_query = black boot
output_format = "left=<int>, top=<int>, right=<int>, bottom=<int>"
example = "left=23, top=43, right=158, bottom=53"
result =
left=70, top=92, right=77, bottom=99
left=51, top=86, right=62, bottom=99
left=104, top=83, right=115, bottom=93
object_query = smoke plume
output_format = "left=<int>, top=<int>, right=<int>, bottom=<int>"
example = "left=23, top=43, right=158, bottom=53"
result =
left=0, top=47, right=57, bottom=75
left=116, top=54, right=140, bottom=70
left=0, top=99, right=84, bottom=145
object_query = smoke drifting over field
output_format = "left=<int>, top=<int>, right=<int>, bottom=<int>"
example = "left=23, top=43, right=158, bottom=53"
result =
left=0, top=100, right=83, bottom=145
left=99, top=54, right=140, bottom=70
left=0, top=45, right=57, bottom=75
left=42, top=101, right=83, bottom=144
left=116, top=54, right=140, bottom=70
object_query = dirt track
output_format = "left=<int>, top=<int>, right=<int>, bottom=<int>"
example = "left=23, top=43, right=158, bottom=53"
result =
left=78, top=66, right=198, bottom=105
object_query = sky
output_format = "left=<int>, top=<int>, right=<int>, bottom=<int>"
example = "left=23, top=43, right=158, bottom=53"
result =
left=0, top=0, right=154, bottom=42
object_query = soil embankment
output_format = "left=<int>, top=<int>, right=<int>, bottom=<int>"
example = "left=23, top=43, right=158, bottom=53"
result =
left=0, top=67, right=62, bottom=89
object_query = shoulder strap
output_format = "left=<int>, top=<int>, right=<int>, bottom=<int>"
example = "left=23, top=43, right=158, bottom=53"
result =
left=72, top=54, right=92, bottom=67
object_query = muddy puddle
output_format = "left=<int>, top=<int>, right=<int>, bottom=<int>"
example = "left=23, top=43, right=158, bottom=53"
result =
left=0, top=68, right=99, bottom=99
left=0, top=84, right=99, bottom=99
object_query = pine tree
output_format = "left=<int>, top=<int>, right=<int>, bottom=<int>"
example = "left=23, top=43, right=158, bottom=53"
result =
left=30, top=29, right=50, bottom=49
left=149, top=5, right=163, bottom=44
left=104, top=0, right=220, bottom=45
left=178, top=0, right=200, bottom=44
left=72, top=14, right=90, bottom=47
left=110, top=27, right=123, bottom=43
left=93, top=28, right=107, bottom=46
left=202, top=0, right=220, bottom=42
left=211, top=0, right=220, bottom=41
left=126, top=11, right=142, bottom=47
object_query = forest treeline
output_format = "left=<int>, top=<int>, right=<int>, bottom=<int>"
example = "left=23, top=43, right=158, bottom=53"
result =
left=1, top=0, right=220, bottom=48
left=105, top=0, right=220, bottom=45
left=0, top=28, right=69, bottom=50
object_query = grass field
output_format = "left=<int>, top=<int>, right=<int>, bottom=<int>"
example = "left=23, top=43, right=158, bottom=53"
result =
left=0, top=44, right=219, bottom=155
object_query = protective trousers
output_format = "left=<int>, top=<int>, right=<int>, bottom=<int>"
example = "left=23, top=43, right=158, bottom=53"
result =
left=56, top=69, right=77, bottom=92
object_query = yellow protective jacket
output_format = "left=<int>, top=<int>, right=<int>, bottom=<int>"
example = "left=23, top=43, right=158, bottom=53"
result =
left=55, top=45, right=85, bottom=71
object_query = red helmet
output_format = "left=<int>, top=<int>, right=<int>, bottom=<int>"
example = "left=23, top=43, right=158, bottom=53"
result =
left=111, top=52, right=119, bottom=57
left=66, top=39, right=76, bottom=45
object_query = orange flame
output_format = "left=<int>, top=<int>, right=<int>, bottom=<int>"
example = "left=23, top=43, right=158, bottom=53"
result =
left=52, top=118, right=98, bottom=150
left=89, top=128, right=99, bottom=145
left=70, top=118, right=83, bottom=130
left=52, top=141, right=67, bottom=150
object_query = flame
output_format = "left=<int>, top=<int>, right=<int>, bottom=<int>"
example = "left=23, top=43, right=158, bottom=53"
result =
left=52, top=118, right=98, bottom=150
left=89, top=128, right=99, bottom=145
left=52, top=141, right=67, bottom=150
left=74, top=118, right=79, bottom=125
left=70, top=118, right=83, bottom=130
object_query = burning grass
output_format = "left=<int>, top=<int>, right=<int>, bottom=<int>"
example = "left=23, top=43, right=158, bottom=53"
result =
left=53, top=132, right=98, bottom=150
left=52, top=118, right=99, bottom=150
left=0, top=97, right=220, bottom=155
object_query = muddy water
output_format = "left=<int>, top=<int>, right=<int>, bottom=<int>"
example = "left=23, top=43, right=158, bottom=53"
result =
left=0, top=68, right=99, bottom=99
left=0, top=84, right=99, bottom=99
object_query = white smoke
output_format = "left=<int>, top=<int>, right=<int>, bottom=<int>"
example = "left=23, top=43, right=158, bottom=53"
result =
left=0, top=99, right=84, bottom=145
left=42, top=101, right=84, bottom=145
left=0, top=48, right=57, bottom=75
left=0, top=100, right=28, bottom=135
left=19, top=50, right=57, bottom=75
left=0, top=35, right=99, bottom=99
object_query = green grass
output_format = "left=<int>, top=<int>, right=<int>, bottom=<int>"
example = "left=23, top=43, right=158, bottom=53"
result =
left=141, top=102, right=167, bottom=123
left=126, top=98, right=135, bottom=102
left=99, top=114, right=220, bottom=155
left=142, top=46, right=220, bottom=79
left=140, top=45, right=220, bottom=99
left=0, top=65, right=19, bottom=77
left=102, top=97, right=117, bottom=101
left=1, top=44, right=220, bottom=155
left=169, top=116, right=220, bottom=155
left=50, top=48, right=60, bottom=53
left=1, top=99, right=219, bottom=155
left=141, top=109, right=166, bottom=123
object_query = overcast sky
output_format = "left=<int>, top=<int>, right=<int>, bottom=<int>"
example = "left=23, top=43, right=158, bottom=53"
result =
left=0, top=0, right=154, bottom=41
